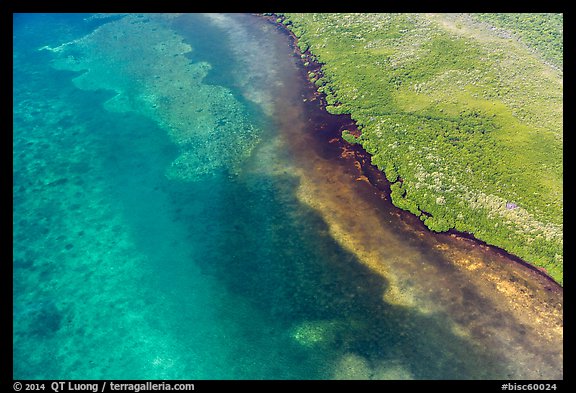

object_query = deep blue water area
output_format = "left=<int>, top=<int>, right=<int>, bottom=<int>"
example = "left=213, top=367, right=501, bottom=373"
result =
left=12, top=12, right=385, bottom=380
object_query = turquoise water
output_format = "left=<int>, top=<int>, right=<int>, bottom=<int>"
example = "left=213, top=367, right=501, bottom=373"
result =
left=13, top=13, right=562, bottom=380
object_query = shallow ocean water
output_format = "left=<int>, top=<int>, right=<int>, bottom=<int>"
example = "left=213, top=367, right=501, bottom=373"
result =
left=13, top=13, right=562, bottom=380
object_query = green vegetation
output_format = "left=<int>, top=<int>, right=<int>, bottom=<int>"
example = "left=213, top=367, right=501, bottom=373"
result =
left=472, top=13, right=563, bottom=69
left=341, top=130, right=359, bottom=144
left=278, top=13, right=563, bottom=284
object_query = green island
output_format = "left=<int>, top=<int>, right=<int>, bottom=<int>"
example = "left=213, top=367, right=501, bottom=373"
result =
left=275, top=13, right=563, bottom=284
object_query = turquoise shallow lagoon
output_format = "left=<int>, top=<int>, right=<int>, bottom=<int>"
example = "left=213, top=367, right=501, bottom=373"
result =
left=13, top=13, right=562, bottom=380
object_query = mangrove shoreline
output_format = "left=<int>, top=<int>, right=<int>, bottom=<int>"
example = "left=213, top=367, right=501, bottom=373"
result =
left=261, top=13, right=562, bottom=289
